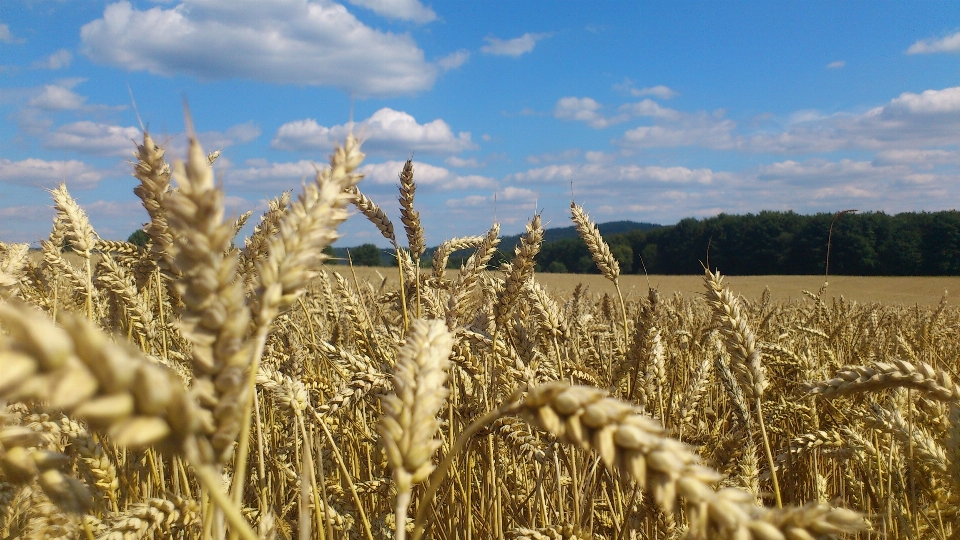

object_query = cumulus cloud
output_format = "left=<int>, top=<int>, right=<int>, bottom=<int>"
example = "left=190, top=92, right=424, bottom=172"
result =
left=0, top=23, right=23, bottom=44
left=508, top=163, right=723, bottom=186
left=0, top=158, right=105, bottom=189
left=29, top=85, right=87, bottom=110
left=346, top=0, right=436, bottom=23
left=360, top=160, right=496, bottom=190
left=223, top=159, right=319, bottom=188
left=437, top=50, right=469, bottom=71
left=526, top=148, right=581, bottom=165
left=46, top=122, right=141, bottom=156
left=619, top=111, right=736, bottom=149
left=199, top=122, right=261, bottom=150
left=613, top=79, right=679, bottom=99
left=41, top=120, right=254, bottom=158
left=887, top=86, right=960, bottom=114
left=907, top=31, right=960, bottom=54
left=873, top=149, right=959, bottom=166
left=33, top=49, right=73, bottom=70
left=826, top=60, right=846, bottom=69
left=614, top=86, right=960, bottom=153
left=620, top=99, right=681, bottom=120
left=480, top=32, right=550, bottom=57
left=80, top=0, right=438, bottom=96
left=272, top=108, right=476, bottom=155
left=446, top=186, right=537, bottom=208
left=554, top=97, right=628, bottom=129
left=445, top=156, right=480, bottom=168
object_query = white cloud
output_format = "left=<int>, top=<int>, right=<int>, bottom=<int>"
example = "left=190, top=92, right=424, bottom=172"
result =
left=46, top=122, right=141, bottom=156
left=360, top=160, right=496, bottom=190
left=200, top=122, right=261, bottom=149
left=613, top=79, right=679, bottom=99
left=613, top=86, right=960, bottom=153
left=907, top=31, right=960, bottom=54
left=346, top=0, right=436, bottom=23
left=526, top=149, right=581, bottom=165
left=826, top=60, right=846, bottom=69
left=445, top=156, right=480, bottom=168
left=0, top=158, right=105, bottom=189
left=508, top=163, right=722, bottom=186
left=33, top=49, right=73, bottom=70
left=0, top=23, right=23, bottom=44
left=887, top=87, right=960, bottom=114
left=29, top=85, right=87, bottom=110
left=446, top=186, right=537, bottom=208
left=584, top=151, right=615, bottom=163
left=80, top=0, right=438, bottom=96
left=437, top=50, right=469, bottom=71
left=619, top=112, right=736, bottom=149
left=224, top=159, right=319, bottom=188
left=272, top=108, right=476, bottom=155
left=620, top=99, right=682, bottom=120
left=632, top=85, right=678, bottom=99
left=480, top=32, right=550, bottom=57
left=554, top=97, right=628, bottom=129
left=873, top=149, right=958, bottom=166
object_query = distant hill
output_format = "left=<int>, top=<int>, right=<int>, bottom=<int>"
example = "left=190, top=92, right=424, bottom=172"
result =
left=331, top=220, right=661, bottom=266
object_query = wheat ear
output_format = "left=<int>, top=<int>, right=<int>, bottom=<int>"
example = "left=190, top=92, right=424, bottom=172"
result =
left=495, top=214, right=544, bottom=327
left=806, top=359, right=960, bottom=402
left=348, top=185, right=397, bottom=244
left=431, top=235, right=485, bottom=281
left=570, top=202, right=629, bottom=350
left=703, top=267, right=781, bottom=507
left=516, top=382, right=866, bottom=540
left=379, top=319, right=453, bottom=540
left=163, top=130, right=251, bottom=465
left=398, top=159, right=425, bottom=261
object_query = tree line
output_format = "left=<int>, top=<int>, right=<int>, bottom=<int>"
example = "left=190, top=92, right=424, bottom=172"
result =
left=175, top=210, right=960, bottom=275
left=534, top=210, right=960, bottom=276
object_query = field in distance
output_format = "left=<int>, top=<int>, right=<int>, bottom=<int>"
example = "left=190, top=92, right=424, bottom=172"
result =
left=339, top=265, right=960, bottom=306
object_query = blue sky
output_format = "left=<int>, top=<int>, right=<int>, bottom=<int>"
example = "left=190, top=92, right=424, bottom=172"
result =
left=1, top=1, right=959, bottom=247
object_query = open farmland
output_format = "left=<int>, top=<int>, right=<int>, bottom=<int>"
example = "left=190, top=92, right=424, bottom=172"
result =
left=334, top=267, right=960, bottom=306
left=2, top=132, right=958, bottom=540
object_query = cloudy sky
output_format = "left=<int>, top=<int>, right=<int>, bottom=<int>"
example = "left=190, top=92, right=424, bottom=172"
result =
left=1, top=1, right=959, bottom=246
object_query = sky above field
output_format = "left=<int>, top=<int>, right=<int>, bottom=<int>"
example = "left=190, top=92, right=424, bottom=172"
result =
left=1, top=1, right=959, bottom=246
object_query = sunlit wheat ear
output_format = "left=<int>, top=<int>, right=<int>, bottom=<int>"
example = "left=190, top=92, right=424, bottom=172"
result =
left=50, top=184, right=97, bottom=258
left=239, top=191, right=290, bottom=291
left=431, top=235, right=485, bottom=281
left=0, top=410, right=93, bottom=513
left=380, top=319, right=453, bottom=540
left=445, top=223, right=500, bottom=329
left=349, top=185, right=397, bottom=245
left=495, top=214, right=543, bottom=326
left=570, top=202, right=618, bottom=281
left=398, top=159, right=425, bottom=261
left=805, top=358, right=960, bottom=402
left=517, top=382, right=867, bottom=540
left=0, top=242, right=29, bottom=299
left=0, top=302, right=201, bottom=457
left=255, top=134, right=364, bottom=326
left=703, top=268, right=767, bottom=401
left=132, top=132, right=177, bottom=280
left=163, top=130, right=251, bottom=465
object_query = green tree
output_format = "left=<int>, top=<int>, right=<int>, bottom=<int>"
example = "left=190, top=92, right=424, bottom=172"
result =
left=349, top=244, right=382, bottom=266
left=546, top=261, right=568, bottom=273
left=610, top=243, right=633, bottom=273
left=128, top=229, right=149, bottom=248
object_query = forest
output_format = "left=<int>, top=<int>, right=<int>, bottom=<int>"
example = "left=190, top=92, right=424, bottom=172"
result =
left=321, top=210, right=960, bottom=276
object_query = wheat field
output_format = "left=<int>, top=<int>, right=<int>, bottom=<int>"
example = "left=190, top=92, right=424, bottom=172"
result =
left=0, top=129, right=955, bottom=540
